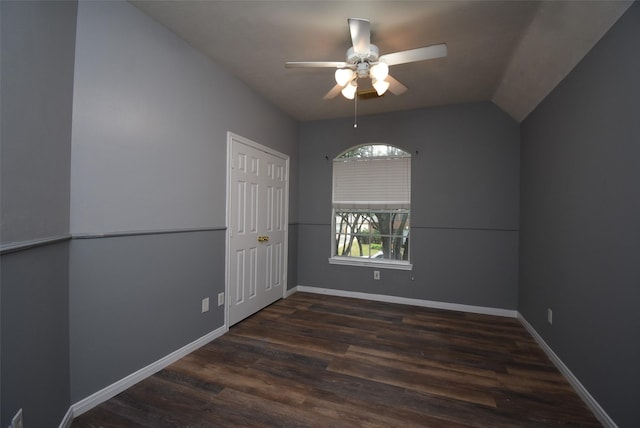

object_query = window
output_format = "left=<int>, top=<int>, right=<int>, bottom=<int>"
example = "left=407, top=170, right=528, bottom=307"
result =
left=330, top=144, right=412, bottom=270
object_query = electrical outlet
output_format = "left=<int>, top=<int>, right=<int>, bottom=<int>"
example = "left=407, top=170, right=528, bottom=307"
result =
left=11, top=408, right=23, bottom=428
left=202, top=297, right=210, bottom=313
left=218, top=292, right=225, bottom=306
left=373, top=270, right=380, bottom=280
left=547, top=308, right=553, bottom=325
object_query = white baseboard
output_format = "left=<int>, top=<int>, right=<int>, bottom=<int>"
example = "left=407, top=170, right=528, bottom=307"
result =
left=67, top=325, right=227, bottom=421
left=62, top=289, right=614, bottom=428
left=284, top=285, right=298, bottom=298
left=58, top=406, right=74, bottom=428
left=295, top=285, right=518, bottom=318
left=517, top=314, right=617, bottom=428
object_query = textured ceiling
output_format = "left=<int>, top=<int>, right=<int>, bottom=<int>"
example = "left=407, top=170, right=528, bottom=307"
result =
left=131, top=1, right=632, bottom=122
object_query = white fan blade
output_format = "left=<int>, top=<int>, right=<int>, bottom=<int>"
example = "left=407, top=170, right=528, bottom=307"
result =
left=323, top=84, right=344, bottom=100
left=348, top=18, right=371, bottom=55
left=285, top=61, right=347, bottom=68
left=379, top=44, right=447, bottom=66
left=387, top=75, right=408, bottom=95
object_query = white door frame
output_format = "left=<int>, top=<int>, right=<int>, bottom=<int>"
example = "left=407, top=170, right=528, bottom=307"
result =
left=225, top=131, right=289, bottom=329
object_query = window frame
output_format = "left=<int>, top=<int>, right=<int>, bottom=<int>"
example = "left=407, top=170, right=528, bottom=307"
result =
left=329, top=144, right=413, bottom=271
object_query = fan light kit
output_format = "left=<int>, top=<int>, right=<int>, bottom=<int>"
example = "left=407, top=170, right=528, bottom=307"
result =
left=285, top=18, right=447, bottom=100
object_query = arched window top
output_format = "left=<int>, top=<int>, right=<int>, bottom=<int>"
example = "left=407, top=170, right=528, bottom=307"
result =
left=337, top=144, right=410, bottom=159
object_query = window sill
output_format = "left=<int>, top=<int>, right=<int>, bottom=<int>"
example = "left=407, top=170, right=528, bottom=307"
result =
left=328, top=257, right=413, bottom=271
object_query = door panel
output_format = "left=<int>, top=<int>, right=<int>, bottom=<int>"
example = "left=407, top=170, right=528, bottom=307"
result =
left=228, top=134, right=288, bottom=326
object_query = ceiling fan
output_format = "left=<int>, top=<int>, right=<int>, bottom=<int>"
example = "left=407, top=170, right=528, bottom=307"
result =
left=285, top=18, right=447, bottom=100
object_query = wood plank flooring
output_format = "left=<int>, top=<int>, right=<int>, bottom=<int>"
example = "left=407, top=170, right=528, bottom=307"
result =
left=72, top=292, right=600, bottom=427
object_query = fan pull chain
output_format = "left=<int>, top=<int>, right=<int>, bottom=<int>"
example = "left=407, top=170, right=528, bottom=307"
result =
left=353, top=91, right=358, bottom=128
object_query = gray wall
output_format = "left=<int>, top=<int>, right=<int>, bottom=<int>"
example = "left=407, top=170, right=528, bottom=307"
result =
left=0, top=1, right=77, bottom=426
left=70, top=231, right=224, bottom=401
left=519, top=3, right=640, bottom=427
left=71, top=1, right=298, bottom=235
left=1, top=244, right=71, bottom=428
left=69, top=1, right=298, bottom=402
left=0, top=0, right=75, bottom=245
left=298, top=102, right=520, bottom=309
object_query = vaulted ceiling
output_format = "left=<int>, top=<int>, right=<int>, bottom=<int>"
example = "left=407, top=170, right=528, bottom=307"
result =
left=131, top=1, right=632, bottom=122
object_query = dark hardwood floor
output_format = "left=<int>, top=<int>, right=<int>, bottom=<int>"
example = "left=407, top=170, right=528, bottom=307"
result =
left=72, top=292, right=600, bottom=427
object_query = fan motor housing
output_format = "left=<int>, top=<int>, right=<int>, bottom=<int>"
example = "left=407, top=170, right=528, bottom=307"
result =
left=346, top=44, right=379, bottom=64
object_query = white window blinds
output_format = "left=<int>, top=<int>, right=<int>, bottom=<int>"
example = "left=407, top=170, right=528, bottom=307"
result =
left=332, top=157, right=411, bottom=209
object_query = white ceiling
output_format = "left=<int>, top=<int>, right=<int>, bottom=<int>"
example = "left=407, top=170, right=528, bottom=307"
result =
left=131, top=1, right=632, bottom=122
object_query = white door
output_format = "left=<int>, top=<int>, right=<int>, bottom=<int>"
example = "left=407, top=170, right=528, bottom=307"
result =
left=227, top=133, right=288, bottom=326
